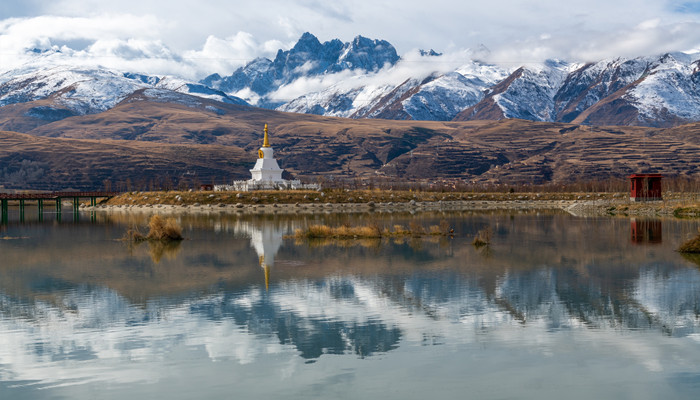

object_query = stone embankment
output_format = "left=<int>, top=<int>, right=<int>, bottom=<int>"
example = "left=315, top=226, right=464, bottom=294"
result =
left=88, top=199, right=578, bottom=215
left=84, top=191, right=700, bottom=218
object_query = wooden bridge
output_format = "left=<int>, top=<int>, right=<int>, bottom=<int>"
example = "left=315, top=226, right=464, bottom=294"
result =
left=0, top=191, right=117, bottom=222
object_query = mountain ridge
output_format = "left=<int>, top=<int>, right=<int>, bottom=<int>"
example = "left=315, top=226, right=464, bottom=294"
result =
left=2, top=33, right=700, bottom=128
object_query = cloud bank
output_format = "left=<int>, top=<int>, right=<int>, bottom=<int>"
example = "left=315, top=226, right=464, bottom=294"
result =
left=0, top=1, right=699, bottom=80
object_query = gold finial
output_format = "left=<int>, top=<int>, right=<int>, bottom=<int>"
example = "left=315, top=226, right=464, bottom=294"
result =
left=264, top=265, right=270, bottom=291
left=262, top=124, right=270, bottom=148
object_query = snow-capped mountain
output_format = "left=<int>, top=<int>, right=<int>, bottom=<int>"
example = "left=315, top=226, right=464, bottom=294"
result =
left=278, top=59, right=510, bottom=120
left=201, top=32, right=400, bottom=107
left=0, top=65, right=247, bottom=118
left=455, top=52, right=700, bottom=126
left=1, top=32, right=700, bottom=128
left=455, top=60, right=576, bottom=122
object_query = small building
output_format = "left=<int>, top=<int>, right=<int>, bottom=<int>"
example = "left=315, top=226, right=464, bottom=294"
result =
left=630, top=174, right=662, bottom=202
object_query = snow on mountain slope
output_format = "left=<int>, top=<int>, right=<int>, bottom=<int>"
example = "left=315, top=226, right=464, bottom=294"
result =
left=549, top=52, right=700, bottom=126
left=0, top=65, right=248, bottom=120
left=154, top=76, right=248, bottom=105
left=451, top=52, right=700, bottom=126
left=0, top=65, right=149, bottom=114
left=401, top=62, right=510, bottom=121
left=625, top=53, right=700, bottom=122
left=279, top=59, right=510, bottom=121
left=492, top=60, right=575, bottom=121
left=553, top=57, right=652, bottom=123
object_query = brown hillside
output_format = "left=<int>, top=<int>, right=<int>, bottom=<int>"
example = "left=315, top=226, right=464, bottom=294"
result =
left=0, top=130, right=250, bottom=190
left=1, top=92, right=700, bottom=188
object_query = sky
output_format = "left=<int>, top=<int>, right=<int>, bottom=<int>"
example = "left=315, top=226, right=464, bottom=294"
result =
left=2, top=0, right=700, bottom=80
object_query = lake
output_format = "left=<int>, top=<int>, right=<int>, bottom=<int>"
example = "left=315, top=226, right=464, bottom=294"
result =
left=1, top=208, right=700, bottom=399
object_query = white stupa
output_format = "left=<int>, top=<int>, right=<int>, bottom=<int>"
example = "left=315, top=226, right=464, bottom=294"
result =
left=249, top=124, right=284, bottom=183
left=217, top=124, right=320, bottom=191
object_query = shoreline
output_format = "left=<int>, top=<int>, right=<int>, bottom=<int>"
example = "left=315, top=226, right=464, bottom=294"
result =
left=84, top=196, right=700, bottom=218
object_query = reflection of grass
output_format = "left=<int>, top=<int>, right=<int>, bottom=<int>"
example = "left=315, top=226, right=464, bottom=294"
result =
left=678, top=230, right=700, bottom=253
left=147, top=239, right=183, bottom=263
left=673, top=206, right=700, bottom=219
left=681, top=252, right=700, bottom=267
left=298, top=237, right=383, bottom=249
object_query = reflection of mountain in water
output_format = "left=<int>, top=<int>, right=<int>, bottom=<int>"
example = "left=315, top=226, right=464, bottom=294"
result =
left=2, top=215, right=700, bottom=388
left=190, top=284, right=401, bottom=359
left=2, top=263, right=699, bottom=366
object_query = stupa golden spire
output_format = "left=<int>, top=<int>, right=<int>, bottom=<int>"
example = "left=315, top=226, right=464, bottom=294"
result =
left=262, top=124, right=270, bottom=148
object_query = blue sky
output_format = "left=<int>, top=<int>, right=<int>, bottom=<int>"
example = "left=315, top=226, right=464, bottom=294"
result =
left=1, top=0, right=700, bottom=78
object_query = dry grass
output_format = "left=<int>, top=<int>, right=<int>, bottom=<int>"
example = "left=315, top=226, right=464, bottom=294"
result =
left=295, top=224, right=382, bottom=239
left=123, top=224, right=146, bottom=242
left=293, top=221, right=454, bottom=240
left=392, top=224, right=409, bottom=235
left=429, top=220, right=453, bottom=236
left=124, top=214, right=183, bottom=242
left=678, top=229, right=700, bottom=253
left=473, top=227, right=491, bottom=247
left=146, top=215, right=183, bottom=241
left=409, top=221, right=426, bottom=236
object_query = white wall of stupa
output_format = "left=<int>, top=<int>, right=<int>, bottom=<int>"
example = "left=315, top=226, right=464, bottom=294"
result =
left=249, top=124, right=284, bottom=183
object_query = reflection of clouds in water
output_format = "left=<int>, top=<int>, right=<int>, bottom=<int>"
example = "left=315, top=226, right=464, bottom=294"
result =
left=634, top=267, right=700, bottom=337
left=1, top=264, right=700, bottom=387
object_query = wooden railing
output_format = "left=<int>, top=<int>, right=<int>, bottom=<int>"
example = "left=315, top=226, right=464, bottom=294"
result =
left=0, top=191, right=118, bottom=200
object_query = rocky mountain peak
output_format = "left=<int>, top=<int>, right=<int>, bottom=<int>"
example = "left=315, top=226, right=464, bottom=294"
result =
left=202, top=32, right=400, bottom=105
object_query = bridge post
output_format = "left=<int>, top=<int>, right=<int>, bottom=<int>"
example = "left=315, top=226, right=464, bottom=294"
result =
left=1, top=199, right=7, bottom=224
left=19, top=199, right=25, bottom=222
left=73, top=197, right=80, bottom=222
left=55, top=198, right=62, bottom=220
left=38, top=199, right=44, bottom=221
left=91, top=197, right=96, bottom=207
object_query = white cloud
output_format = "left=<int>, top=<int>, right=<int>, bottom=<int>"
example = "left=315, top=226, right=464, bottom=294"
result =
left=266, top=49, right=492, bottom=104
left=0, top=1, right=700, bottom=80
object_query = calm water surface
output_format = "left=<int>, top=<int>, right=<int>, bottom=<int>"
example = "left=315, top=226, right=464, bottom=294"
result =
left=1, top=209, right=700, bottom=399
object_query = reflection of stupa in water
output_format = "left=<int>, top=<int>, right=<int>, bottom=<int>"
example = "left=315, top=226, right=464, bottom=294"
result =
left=234, top=220, right=286, bottom=289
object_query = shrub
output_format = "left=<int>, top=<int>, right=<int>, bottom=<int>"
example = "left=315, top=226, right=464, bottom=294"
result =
left=429, top=225, right=442, bottom=235
left=473, top=227, right=491, bottom=247
left=393, top=225, right=409, bottom=235
left=409, top=221, right=426, bottom=236
left=146, top=215, right=183, bottom=241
